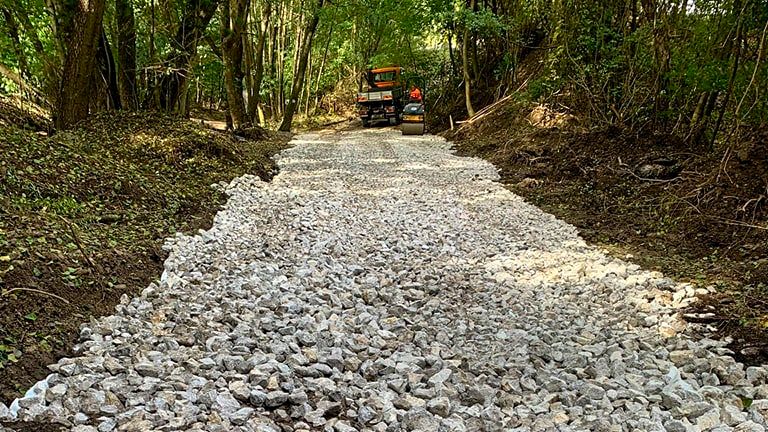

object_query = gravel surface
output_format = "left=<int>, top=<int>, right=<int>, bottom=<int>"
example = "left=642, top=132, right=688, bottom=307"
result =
left=2, top=128, right=767, bottom=431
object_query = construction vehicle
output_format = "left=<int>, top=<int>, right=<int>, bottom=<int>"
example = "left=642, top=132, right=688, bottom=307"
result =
left=356, top=66, right=406, bottom=127
left=401, top=102, right=425, bottom=135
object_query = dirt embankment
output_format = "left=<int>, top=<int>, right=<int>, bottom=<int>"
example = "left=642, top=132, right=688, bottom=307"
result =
left=0, top=107, right=289, bottom=405
left=445, top=101, right=768, bottom=365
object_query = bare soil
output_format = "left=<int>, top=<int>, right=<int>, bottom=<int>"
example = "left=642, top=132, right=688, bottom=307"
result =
left=445, top=101, right=768, bottom=366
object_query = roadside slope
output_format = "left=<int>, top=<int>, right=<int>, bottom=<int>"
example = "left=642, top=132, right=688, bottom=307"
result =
left=445, top=100, right=768, bottom=365
left=0, top=110, right=289, bottom=405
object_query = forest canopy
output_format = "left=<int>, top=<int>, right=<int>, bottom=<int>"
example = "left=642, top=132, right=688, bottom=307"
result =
left=0, top=0, right=765, bottom=141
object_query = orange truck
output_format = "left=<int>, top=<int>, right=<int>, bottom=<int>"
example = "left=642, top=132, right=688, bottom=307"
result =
left=356, top=66, right=406, bottom=127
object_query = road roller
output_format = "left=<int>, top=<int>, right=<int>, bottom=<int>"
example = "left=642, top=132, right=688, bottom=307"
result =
left=401, top=102, right=425, bottom=135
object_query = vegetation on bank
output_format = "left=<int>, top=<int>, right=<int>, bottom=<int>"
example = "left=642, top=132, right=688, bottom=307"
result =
left=0, top=104, right=287, bottom=402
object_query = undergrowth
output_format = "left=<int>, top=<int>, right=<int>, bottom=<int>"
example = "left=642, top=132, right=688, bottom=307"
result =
left=0, top=110, right=288, bottom=402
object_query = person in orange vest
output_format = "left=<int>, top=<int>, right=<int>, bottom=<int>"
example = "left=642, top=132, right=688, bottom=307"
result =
left=409, top=85, right=422, bottom=103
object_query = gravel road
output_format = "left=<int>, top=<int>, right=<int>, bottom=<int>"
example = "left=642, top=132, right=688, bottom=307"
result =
left=2, top=129, right=767, bottom=431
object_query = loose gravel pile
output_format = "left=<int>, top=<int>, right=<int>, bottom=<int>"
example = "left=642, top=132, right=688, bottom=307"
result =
left=2, top=129, right=767, bottom=431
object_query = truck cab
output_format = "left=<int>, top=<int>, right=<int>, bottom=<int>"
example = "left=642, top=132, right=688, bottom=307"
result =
left=356, top=66, right=406, bottom=127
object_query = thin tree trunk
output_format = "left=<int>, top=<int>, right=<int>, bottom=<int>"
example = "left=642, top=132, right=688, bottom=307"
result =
left=275, top=5, right=283, bottom=118
left=152, top=0, right=219, bottom=113
left=461, top=10, right=475, bottom=117
left=116, top=0, right=137, bottom=109
left=247, top=0, right=270, bottom=123
left=222, top=0, right=250, bottom=128
left=710, top=3, right=745, bottom=148
left=221, top=0, right=233, bottom=126
left=279, top=0, right=324, bottom=131
left=97, top=28, right=122, bottom=110
left=2, top=9, right=30, bottom=82
left=303, top=48, right=312, bottom=116
left=313, top=23, right=332, bottom=112
left=46, top=0, right=76, bottom=61
left=243, top=4, right=255, bottom=118
left=447, top=31, right=456, bottom=75
left=54, top=0, right=106, bottom=129
left=265, top=14, right=278, bottom=119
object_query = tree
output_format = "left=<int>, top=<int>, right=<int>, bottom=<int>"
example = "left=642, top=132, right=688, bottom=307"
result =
left=279, top=0, right=325, bottom=131
left=54, top=0, right=106, bottom=129
left=460, top=0, right=476, bottom=118
left=150, top=0, right=220, bottom=114
left=116, top=0, right=137, bottom=109
left=245, top=0, right=271, bottom=123
left=222, top=0, right=250, bottom=128
left=97, top=29, right=122, bottom=110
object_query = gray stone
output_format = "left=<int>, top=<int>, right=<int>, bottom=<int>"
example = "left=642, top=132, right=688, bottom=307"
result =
left=427, top=397, right=451, bottom=417
left=357, top=405, right=377, bottom=424
left=265, top=391, right=289, bottom=408
left=334, top=421, right=357, bottom=432
left=427, top=369, right=452, bottom=386
left=134, top=362, right=161, bottom=378
left=402, top=408, right=440, bottom=431
left=214, top=392, right=241, bottom=414
left=230, top=407, right=255, bottom=425
left=229, top=381, right=251, bottom=401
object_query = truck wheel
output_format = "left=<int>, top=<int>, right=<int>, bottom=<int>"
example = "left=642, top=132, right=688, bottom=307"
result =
left=388, top=117, right=398, bottom=126
left=362, top=118, right=371, bottom=128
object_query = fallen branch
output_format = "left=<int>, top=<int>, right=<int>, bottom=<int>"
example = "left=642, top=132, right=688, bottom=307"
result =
left=57, top=215, right=97, bottom=269
left=319, top=117, right=354, bottom=128
left=458, top=94, right=516, bottom=130
left=1, top=287, right=70, bottom=304
left=621, top=168, right=682, bottom=184
left=707, top=216, right=768, bottom=231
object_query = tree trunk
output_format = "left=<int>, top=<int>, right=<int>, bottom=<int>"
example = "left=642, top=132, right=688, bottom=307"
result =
left=447, top=31, right=456, bottom=75
left=303, top=48, right=312, bottom=116
left=46, top=0, right=76, bottom=61
left=313, top=22, right=332, bottom=112
left=246, top=0, right=270, bottom=123
left=54, top=0, right=106, bottom=130
left=222, top=0, right=250, bottom=129
left=279, top=0, right=324, bottom=131
left=462, top=26, right=475, bottom=117
left=275, top=3, right=286, bottom=118
left=152, top=0, right=219, bottom=113
left=710, top=2, right=746, bottom=148
left=116, top=0, right=137, bottom=109
left=97, top=28, right=122, bottom=110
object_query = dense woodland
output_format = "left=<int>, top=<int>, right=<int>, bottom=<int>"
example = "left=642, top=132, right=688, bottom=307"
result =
left=0, top=0, right=764, bottom=139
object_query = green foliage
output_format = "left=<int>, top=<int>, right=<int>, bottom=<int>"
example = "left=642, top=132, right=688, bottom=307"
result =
left=0, top=0, right=765, bottom=131
left=0, top=338, right=20, bottom=369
